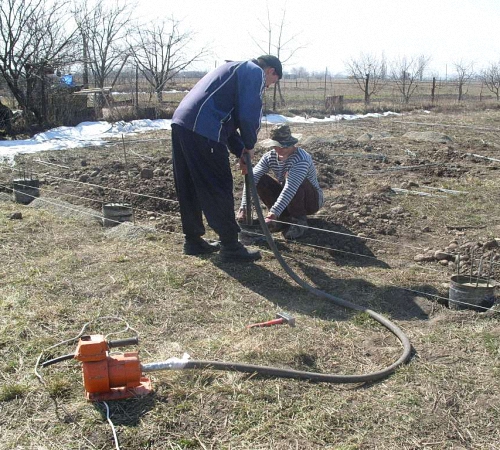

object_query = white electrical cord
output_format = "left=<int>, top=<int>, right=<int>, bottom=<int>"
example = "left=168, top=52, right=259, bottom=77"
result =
left=103, top=401, right=121, bottom=450
left=35, top=316, right=136, bottom=449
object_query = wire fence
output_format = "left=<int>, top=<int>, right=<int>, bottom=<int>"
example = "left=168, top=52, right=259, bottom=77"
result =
left=2, top=182, right=497, bottom=313
left=2, top=111, right=500, bottom=312
left=2, top=75, right=500, bottom=131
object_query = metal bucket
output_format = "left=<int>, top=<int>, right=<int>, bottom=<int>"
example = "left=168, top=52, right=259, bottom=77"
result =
left=448, top=275, right=496, bottom=312
left=12, top=178, right=40, bottom=204
left=102, top=203, right=133, bottom=227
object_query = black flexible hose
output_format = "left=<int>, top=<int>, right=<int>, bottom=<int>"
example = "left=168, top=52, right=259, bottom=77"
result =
left=45, top=158, right=412, bottom=383
left=166, top=153, right=412, bottom=383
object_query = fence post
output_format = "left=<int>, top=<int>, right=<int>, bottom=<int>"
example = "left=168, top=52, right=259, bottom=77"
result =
left=325, top=95, right=344, bottom=114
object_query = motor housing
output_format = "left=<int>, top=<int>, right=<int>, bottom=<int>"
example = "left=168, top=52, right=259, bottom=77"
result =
left=75, top=334, right=151, bottom=401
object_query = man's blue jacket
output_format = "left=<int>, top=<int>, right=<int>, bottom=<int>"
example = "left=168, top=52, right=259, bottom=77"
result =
left=172, top=60, right=266, bottom=157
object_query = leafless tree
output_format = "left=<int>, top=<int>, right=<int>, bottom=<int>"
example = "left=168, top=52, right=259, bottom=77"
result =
left=390, top=55, right=430, bottom=104
left=73, top=0, right=133, bottom=104
left=453, top=60, right=475, bottom=101
left=416, top=55, right=429, bottom=81
left=290, top=67, right=309, bottom=79
left=0, top=0, right=78, bottom=124
left=480, top=61, right=500, bottom=100
left=252, top=4, right=305, bottom=110
left=128, top=18, right=208, bottom=103
left=345, top=53, right=387, bottom=105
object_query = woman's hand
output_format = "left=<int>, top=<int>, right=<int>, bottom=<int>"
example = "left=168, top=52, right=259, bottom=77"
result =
left=236, top=208, right=246, bottom=223
left=265, top=212, right=277, bottom=224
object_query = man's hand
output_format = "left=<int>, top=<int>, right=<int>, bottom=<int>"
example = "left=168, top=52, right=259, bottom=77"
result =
left=239, top=148, right=255, bottom=174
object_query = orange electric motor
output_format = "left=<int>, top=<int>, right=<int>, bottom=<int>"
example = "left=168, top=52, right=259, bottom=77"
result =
left=74, top=334, right=152, bottom=401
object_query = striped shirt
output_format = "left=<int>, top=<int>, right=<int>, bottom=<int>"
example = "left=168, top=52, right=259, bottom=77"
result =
left=241, top=147, right=324, bottom=217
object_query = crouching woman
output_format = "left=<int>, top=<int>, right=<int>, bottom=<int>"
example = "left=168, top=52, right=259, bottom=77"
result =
left=237, top=124, right=324, bottom=239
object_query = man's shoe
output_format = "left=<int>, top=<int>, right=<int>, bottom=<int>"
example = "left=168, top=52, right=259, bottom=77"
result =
left=183, top=238, right=220, bottom=255
left=219, top=242, right=261, bottom=262
left=284, top=216, right=307, bottom=240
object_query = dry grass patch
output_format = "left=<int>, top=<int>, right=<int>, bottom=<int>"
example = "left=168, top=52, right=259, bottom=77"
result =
left=1, top=196, right=499, bottom=449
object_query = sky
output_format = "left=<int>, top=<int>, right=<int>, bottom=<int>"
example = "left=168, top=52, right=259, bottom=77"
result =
left=136, top=0, right=500, bottom=77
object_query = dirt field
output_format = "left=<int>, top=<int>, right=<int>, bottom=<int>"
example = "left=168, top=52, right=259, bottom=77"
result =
left=1, top=108, right=500, bottom=449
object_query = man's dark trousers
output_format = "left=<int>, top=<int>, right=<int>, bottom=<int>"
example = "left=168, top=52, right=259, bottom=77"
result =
left=171, top=124, right=240, bottom=245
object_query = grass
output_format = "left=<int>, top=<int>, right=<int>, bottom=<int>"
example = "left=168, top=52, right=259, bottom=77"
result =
left=481, top=332, right=500, bottom=356
left=1, top=196, right=498, bottom=449
left=0, top=383, right=29, bottom=402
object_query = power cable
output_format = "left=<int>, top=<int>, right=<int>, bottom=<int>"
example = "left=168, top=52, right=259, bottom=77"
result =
left=103, top=402, right=121, bottom=450
left=4, top=181, right=496, bottom=405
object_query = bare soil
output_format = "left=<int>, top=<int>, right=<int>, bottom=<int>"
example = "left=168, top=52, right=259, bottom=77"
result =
left=11, top=109, right=500, bottom=284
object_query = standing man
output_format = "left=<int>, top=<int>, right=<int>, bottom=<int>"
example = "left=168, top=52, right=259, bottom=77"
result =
left=171, top=55, right=282, bottom=262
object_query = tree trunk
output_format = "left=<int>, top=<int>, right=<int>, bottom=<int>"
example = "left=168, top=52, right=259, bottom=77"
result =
left=277, top=81, right=285, bottom=107
left=135, top=66, right=139, bottom=112
left=41, top=72, right=47, bottom=125
left=83, top=39, right=89, bottom=88
left=364, top=73, right=370, bottom=104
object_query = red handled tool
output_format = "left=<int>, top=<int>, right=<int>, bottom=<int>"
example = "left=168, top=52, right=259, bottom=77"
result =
left=246, top=312, right=295, bottom=328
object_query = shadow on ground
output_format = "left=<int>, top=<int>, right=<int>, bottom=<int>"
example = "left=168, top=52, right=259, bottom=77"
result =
left=302, top=218, right=389, bottom=268
left=94, top=394, right=157, bottom=426
left=221, top=217, right=439, bottom=320
left=242, top=217, right=390, bottom=270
